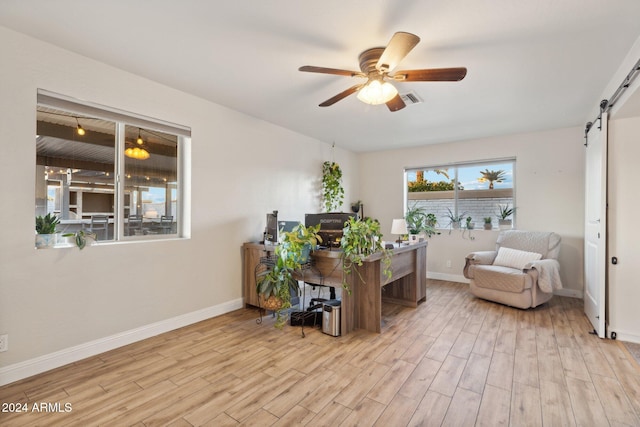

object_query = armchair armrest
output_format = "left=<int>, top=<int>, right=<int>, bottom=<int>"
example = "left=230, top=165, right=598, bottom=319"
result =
left=463, top=251, right=497, bottom=279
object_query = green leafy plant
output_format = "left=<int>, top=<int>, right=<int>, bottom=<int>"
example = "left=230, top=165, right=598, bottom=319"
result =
left=465, top=216, right=474, bottom=229
left=404, top=204, right=439, bottom=237
left=62, top=230, right=97, bottom=250
left=340, top=217, right=392, bottom=292
left=484, top=216, right=492, bottom=224
left=256, top=224, right=322, bottom=328
left=444, top=207, right=467, bottom=231
left=35, top=213, right=60, bottom=234
left=322, top=161, right=344, bottom=212
left=497, top=204, right=515, bottom=220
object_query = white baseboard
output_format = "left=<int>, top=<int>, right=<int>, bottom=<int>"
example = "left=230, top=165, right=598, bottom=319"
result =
left=0, top=298, right=244, bottom=387
left=554, top=288, right=583, bottom=299
left=608, top=328, right=640, bottom=343
left=427, top=272, right=469, bottom=283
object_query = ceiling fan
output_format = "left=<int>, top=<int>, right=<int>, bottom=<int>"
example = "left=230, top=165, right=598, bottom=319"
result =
left=299, top=32, right=467, bottom=112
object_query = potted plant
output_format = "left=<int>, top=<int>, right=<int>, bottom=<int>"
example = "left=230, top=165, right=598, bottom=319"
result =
left=340, top=216, right=392, bottom=292
left=483, top=217, right=493, bottom=230
left=62, top=230, right=97, bottom=250
left=465, top=216, right=475, bottom=230
left=35, top=213, right=60, bottom=248
left=322, top=161, right=344, bottom=212
left=256, top=223, right=322, bottom=328
left=497, top=204, right=515, bottom=229
left=445, top=207, right=467, bottom=232
left=405, top=205, right=439, bottom=242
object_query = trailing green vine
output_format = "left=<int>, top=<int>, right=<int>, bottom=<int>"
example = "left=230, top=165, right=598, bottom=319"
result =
left=340, top=217, right=392, bottom=293
left=322, top=161, right=344, bottom=212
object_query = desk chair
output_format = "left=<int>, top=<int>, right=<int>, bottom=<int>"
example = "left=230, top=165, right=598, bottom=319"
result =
left=127, top=214, right=143, bottom=236
left=88, top=215, right=109, bottom=240
left=158, top=215, right=173, bottom=234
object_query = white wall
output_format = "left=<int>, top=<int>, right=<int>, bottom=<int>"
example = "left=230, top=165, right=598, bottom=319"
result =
left=358, top=127, right=585, bottom=297
left=607, top=116, right=640, bottom=343
left=0, top=26, right=358, bottom=382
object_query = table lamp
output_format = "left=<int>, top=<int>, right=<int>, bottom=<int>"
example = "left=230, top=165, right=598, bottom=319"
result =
left=391, top=219, right=408, bottom=247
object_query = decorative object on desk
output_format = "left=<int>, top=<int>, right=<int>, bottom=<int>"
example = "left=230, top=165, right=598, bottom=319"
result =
left=390, top=218, right=408, bottom=246
left=62, top=230, right=97, bottom=250
left=35, top=213, right=60, bottom=248
left=404, top=203, right=439, bottom=241
left=483, top=217, right=493, bottom=230
left=256, top=223, right=322, bottom=328
left=322, top=160, right=344, bottom=212
left=340, top=216, right=392, bottom=293
left=497, top=203, right=515, bottom=230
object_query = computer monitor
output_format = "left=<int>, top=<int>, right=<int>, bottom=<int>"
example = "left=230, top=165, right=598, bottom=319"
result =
left=305, top=212, right=355, bottom=248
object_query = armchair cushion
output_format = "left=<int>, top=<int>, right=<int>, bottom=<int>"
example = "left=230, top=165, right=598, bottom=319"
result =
left=493, top=247, right=542, bottom=270
left=474, top=265, right=533, bottom=293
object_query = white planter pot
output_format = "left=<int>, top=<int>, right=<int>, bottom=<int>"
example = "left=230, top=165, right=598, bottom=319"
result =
left=35, top=233, right=57, bottom=249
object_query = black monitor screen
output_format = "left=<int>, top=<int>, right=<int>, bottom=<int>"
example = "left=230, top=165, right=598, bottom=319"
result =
left=305, top=213, right=355, bottom=247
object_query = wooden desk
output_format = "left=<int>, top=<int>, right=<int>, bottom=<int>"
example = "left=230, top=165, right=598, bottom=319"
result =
left=341, top=242, right=427, bottom=334
left=241, top=241, right=427, bottom=334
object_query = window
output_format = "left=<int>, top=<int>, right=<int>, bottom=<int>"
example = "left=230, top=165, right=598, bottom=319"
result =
left=405, top=159, right=515, bottom=230
left=35, top=90, right=189, bottom=245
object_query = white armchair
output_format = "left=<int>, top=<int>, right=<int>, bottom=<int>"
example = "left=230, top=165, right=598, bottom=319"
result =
left=463, top=230, right=562, bottom=309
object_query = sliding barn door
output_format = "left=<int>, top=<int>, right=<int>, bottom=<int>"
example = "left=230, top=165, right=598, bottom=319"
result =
left=584, top=113, right=607, bottom=338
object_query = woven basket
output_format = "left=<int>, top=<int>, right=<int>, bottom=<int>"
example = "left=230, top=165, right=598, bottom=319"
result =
left=262, top=295, right=283, bottom=311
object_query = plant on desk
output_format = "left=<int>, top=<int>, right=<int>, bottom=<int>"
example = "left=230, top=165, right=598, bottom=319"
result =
left=340, top=216, right=392, bottom=293
left=256, top=224, right=322, bottom=328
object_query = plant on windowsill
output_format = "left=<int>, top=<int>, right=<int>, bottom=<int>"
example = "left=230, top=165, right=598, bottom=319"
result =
left=62, top=230, right=97, bottom=250
left=404, top=204, right=439, bottom=242
left=322, top=161, right=344, bottom=212
left=35, top=213, right=60, bottom=248
left=444, top=207, right=467, bottom=233
left=256, top=223, right=322, bottom=328
left=497, top=204, right=515, bottom=230
left=340, top=216, right=392, bottom=293
left=483, top=217, right=493, bottom=230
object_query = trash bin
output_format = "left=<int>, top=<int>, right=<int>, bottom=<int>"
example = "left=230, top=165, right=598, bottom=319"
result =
left=322, top=300, right=341, bottom=337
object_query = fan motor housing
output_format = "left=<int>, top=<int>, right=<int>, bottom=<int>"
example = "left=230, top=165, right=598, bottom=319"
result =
left=359, top=47, right=385, bottom=74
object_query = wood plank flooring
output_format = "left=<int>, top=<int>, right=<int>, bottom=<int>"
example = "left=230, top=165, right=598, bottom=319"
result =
left=1, top=279, right=639, bottom=426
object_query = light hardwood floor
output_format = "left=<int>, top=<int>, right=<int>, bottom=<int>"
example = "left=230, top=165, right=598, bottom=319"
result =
left=1, top=279, right=639, bottom=426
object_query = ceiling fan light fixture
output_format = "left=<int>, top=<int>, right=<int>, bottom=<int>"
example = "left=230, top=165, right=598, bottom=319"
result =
left=357, top=80, right=398, bottom=105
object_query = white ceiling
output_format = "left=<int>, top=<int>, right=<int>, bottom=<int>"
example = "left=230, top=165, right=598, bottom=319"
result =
left=2, top=0, right=640, bottom=152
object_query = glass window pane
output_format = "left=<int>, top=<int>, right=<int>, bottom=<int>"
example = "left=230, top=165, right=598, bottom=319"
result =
left=36, top=106, right=116, bottom=242
left=406, top=160, right=515, bottom=230
left=124, top=125, right=178, bottom=237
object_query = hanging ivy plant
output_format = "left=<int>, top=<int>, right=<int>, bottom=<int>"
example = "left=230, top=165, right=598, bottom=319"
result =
left=322, top=161, right=344, bottom=212
left=340, top=216, right=392, bottom=293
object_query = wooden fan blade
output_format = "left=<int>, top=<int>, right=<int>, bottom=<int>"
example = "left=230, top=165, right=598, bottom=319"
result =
left=376, top=32, right=420, bottom=72
left=319, top=84, right=365, bottom=107
left=393, top=67, right=467, bottom=82
left=386, top=94, right=406, bottom=112
left=299, top=65, right=363, bottom=77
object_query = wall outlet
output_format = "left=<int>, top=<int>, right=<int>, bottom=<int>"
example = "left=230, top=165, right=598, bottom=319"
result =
left=0, top=334, right=7, bottom=352
left=446, top=260, right=452, bottom=268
